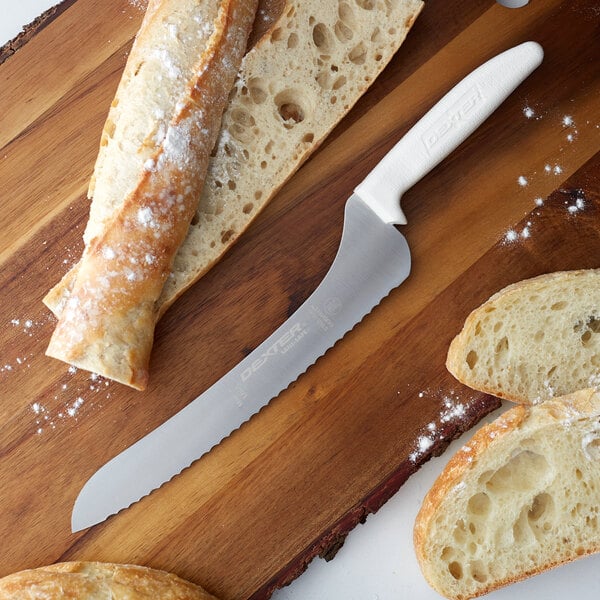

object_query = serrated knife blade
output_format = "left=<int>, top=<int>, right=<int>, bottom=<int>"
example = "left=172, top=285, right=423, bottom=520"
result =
left=72, top=41, right=543, bottom=532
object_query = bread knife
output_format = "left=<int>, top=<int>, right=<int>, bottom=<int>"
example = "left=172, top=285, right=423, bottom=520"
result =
left=71, top=41, right=544, bottom=532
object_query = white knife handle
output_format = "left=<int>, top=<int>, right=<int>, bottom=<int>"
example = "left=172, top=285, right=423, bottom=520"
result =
left=354, top=41, right=544, bottom=225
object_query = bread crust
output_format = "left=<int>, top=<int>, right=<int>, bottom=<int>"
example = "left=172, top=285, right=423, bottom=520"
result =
left=0, top=561, right=217, bottom=599
left=413, top=389, right=600, bottom=599
left=44, top=0, right=259, bottom=389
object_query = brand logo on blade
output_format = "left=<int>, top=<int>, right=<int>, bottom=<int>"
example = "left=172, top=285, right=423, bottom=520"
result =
left=240, top=322, right=308, bottom=382
left=421, top=85, right=484, bottom=152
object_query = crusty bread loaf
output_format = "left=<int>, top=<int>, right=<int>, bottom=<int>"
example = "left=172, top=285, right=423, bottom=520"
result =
left=446, top=269, right=600, bottom=404
left=44, top=0, right=259, bottom=389
left=45, top=0, right=424, bottom=329
left=414, top=389, right=600, bottom=600
left=0, top=561, right=217, bottom=599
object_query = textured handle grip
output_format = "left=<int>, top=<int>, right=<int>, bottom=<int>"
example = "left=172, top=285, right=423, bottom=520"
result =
left=354, top=41, right=544, bottom=225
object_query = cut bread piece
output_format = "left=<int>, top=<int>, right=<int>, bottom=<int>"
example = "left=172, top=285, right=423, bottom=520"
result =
left=45, top=0, right=424, bottom=322
left=446, top=269, right=600, bottom=404
left=413, top=389, right=600, bottom=600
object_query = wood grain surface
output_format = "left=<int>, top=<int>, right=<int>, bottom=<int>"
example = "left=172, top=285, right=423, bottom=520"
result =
left=0, top=1, right=599, bottom=599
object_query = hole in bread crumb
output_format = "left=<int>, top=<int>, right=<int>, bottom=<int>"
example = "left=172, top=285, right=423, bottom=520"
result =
left=466, top=350, right=478, bottom=370
left=467, top=492, right=491, bottom=516
left=371, top=27, right=382, bottom=42
left=339, top=2, right=357, bottom=27
left=494, top=336, right=509, bottom=358
left=243, top=203, right=254, bottom=214
left=254, top=190, right=263, bottom=200
left=349, top=42, right=367, bottom=64
left=275, top=90, right=307, bottom=126
left=528, top=492, right=553, bottom=522
left=316, top=72, right=332, bottom=89
left=333, top=76, right=347, bottom=90
left=313, top=23, right=335, bottom=54
left=221, top=229, right=235, bottom=244
left=302, top=132, right=315, bottom=143
left=470, top=561, right=488, bottom=583
left=227, top=180, right=236, bottom=191
left=551, top=301, right=567, bottom=310
left=582, top=432, right=600, bottom=461
left=287, top=33, right=299, bottom=48
left=249, top=80, right=268, bottom=104
left=334, top=20, right=354, bottom=42
left=448, top=561, right=463, bottom=580
left=441, top=546, right=454, bottom=561
left=453, top=519, right=467, bottom=544
left=231, top=108, right=255, bottom=127
left=486, top=451, right=549, bottom=494
left=279, top=102, right=304, bottom=123
left=260, top=160, right=268, bottom=169
left=355, top=0, right=375, bottom=8
left=190, top=212, right=200, bottom=226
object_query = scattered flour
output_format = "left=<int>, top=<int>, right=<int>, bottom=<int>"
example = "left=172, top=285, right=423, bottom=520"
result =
left=3, top=315, right=111, bottom=435
left=503, top=104, right=592, bottom=246
left=409, top=390, right=475, bottom=463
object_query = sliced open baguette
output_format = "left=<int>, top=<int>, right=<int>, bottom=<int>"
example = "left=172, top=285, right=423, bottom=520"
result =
left=446, top=269, right=600, bottom=404
left=0, top=561, right=216, bottom=599
left=44, top=0, right=424, bottom=388
left=414, top=388, right=600, bottom=600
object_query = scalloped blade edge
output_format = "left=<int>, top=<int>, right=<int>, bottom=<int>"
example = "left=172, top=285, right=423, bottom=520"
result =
left=71, top=195, right=411, bottom=532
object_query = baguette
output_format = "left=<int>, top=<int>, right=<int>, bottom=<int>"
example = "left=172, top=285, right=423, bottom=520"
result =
left=413, top=389, right=600, bottom=600
left=44, top=0, right=259, bottom=389
left=0, top=561, right=217, bottom=599
left=44, top=0, right=424, bottom=387
left=446, top=269, right=600, bottom=404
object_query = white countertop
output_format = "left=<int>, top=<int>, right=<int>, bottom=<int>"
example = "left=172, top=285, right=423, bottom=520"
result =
left=3, top=2, right=600, bottom=599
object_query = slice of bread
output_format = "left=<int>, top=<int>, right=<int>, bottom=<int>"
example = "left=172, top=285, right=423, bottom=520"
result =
left=0, top=561, right=217, bottom=599
left=413, top=388, right=600, bottom=600
left=446, top=269, right=600, bottom=404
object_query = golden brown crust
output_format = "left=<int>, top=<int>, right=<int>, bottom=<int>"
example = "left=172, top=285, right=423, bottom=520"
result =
left=45, top=0, right=259, bottom=389
left=0, top=562, right=217, bottom=600
left=412, top=404, right=528, bottom=569
left=413, top=389, right=600, bottom=599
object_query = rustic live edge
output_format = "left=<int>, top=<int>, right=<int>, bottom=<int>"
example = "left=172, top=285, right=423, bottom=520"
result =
left=0, top=1, right=598, bottom=599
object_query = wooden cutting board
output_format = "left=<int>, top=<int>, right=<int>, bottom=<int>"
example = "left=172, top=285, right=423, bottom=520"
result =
left=0, top=0, right=598, bottom=598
